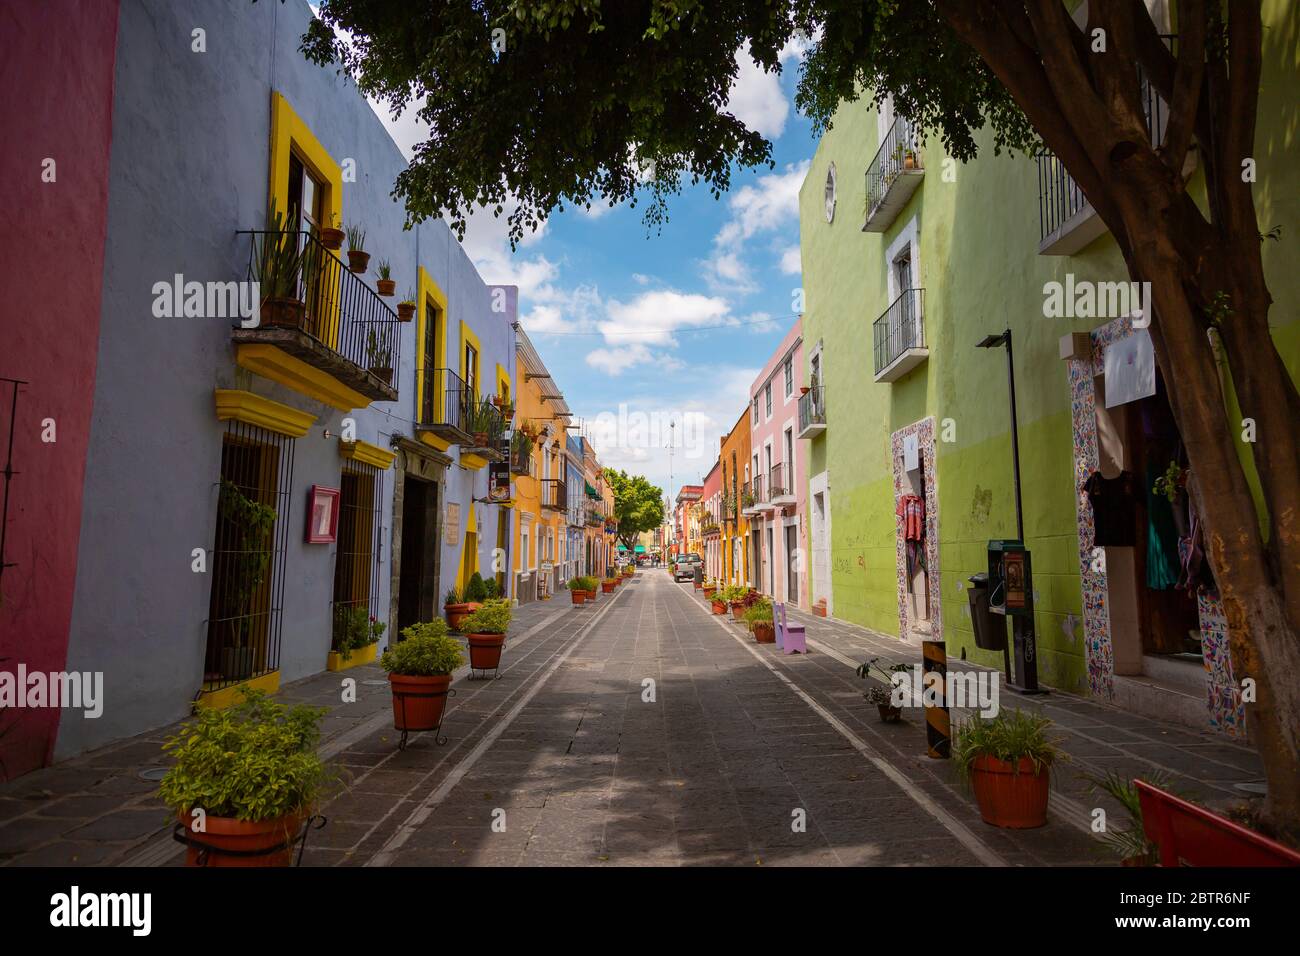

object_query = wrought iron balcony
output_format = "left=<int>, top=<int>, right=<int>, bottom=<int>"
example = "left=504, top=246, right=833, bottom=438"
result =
left=509, top=432, right=534, bottom=476
left=416, top=367, right=473, bottom=446
left=235, top=229, right=399, bottom=406
left=769, top=462, right=796, bottom=505
left=1037, top=37, right=1175, bottom=254
left=721, top=491, right=737, bottom=523
left=461, top=398, right=507, bottom=458
left=742, top=477, right=764, bottom=516
left=585, top=504, right=604, bottom=527
left=863, top=116, right=924, bottom=233
left=541, top=478, right=567, bottom=512
left=797, top=386, right=826, bottom=438
left=873, top=288, right=927, bottom=383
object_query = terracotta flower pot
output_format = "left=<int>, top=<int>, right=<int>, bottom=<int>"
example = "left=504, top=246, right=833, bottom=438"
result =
left=731, top=602, right=746, bottom=621
left=903, top=154, right=916, bottom=170
left=969, top=755, right=1050, bottom=829
left=473, top=432, right=488, bottom=447
left=467, top=633, right=506, bottom=670
left=320, top=227, right=345, bottom=251
left=877, top=704, right=903, bottom=723
left=347, top=250, right=370, bottom=274
left=260, top=296, right=305, bottom=329
left=571, top=590, right=586, bottom=605
left=583, top=589, right=597, bottom=601
left=711, top=600, right=726, bottom=615
left=178, top=810, right=306, bottom=867
left=388, top=672, right=452, bottom=732
left=601, top=581, right=616, bottom=594
left=376, top=278, right=396, bottom=296
left=445, top=602, right=481, bottom=631
left=369, top=366, right=393, bottom=384
left=703, top=587, right=716, bottom=599
left=397, top=302, right=416, bottom=322
left=752, top=622, right=775, bottom=643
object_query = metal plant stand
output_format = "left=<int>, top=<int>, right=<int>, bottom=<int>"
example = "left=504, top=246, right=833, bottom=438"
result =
left=393, top=684, right=455, bottom=750
left=172, top=814, right=328, bottom=867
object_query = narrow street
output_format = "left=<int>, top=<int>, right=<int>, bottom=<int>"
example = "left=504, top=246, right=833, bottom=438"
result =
left=299, top=571, right=1093, bottom=867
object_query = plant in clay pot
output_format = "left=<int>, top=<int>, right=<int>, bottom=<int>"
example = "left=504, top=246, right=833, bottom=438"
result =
left=855, top=657, right=911, bottom=723
left=601, top=577, right=617, bottom=594
left=375, top=259, right=396, bottom=296
left=160, top=690, right=333, bottom=866
left=381, top=620, right=465, bottom=748
left=443, top=582, right=482, bottom=631
left=1082, top=769, right=1178, bottom=866
left=253, top=198, right=315, bottom=330
left=743, top=599, right=775, bottom=643
left=320, top=212, right=345, bottom=251
left=396, top=287, right=416, bottom=322
left=954, top=709, right=1060, bottom=829
left=345, top=223, right=369, bottom=273
left=461, top=598, right=512, bottom=675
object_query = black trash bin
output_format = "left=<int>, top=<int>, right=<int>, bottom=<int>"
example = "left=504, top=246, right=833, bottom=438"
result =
left=968, top=572, right=1008, bottom=651
left=693, top=565, right=704, bottom=588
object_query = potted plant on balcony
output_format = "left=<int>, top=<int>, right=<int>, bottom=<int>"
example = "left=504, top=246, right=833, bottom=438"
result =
left=855, top=657, right=911, bottom=723
left=365, top=327, right=393, bottom=384
left=462, top=598, right=512, bottom=675
left=954, top=709, right=1060, bottom=829
left=381, top=620, right=464, bottom=745
left=253, top=199, right=311, bottom=330
left=568, top=576, right=588, bottom=605
left=320, top=212, right=345, bottom=251
left=375, top=260, right=396, bottom=296
left=396, top=288, right=416, bottom=323
left=744, top=599, right=775, bottom=643
left=903, top=147, right=917, bottom=170
left=160, top=690, right=332, bottom=867
left=345, top=224, right=369, bottom=273
left=443, top=583, right=482, bottom=631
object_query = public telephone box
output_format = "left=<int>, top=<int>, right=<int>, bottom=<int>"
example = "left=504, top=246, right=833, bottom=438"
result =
left=987, top=539, right=1033, bottom=616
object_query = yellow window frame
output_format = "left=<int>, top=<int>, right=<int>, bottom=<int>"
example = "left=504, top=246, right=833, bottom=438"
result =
left=268, top=92, right=343, bottom=347
left=415, top=265, right=449, bottom=418
left=459, top=321, right=482, bottom=399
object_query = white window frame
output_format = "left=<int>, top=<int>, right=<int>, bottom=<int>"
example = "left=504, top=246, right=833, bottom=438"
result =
left=783, top=356, right=793, bottom=398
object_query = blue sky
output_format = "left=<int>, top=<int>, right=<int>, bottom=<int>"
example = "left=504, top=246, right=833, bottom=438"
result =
left=373, top=40, right=819, bottom=503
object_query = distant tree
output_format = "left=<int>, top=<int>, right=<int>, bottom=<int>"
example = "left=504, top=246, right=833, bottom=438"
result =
left=603, top=469, right=666, bottom=554
left=295, top=1, right=1300, bottom=837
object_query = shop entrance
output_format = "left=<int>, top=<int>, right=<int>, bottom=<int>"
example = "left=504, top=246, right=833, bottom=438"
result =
left=397, top=474, right=439, bottom=632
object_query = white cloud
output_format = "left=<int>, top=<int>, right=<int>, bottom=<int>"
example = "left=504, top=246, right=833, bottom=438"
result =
left=586, top=344, right=654, bottom=375
left=779, top=244, right=802, bottom=275
left=727, top=50, right=789, bottom=139
left=600, top=290, right=732, bottom=347
left=703, top=160, right=810, bottom=293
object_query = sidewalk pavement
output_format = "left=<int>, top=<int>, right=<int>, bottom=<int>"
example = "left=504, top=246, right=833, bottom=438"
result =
left=0, top=596, right=571, bottom=866
left=760, top=596, right=1265, bottom=834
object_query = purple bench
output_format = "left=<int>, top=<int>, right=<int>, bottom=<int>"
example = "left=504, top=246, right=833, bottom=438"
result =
left=775, top=603, right=807, bottom=654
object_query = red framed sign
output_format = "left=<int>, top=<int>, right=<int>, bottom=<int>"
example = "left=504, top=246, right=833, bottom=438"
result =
left=305, top=485, right=341, bottom=543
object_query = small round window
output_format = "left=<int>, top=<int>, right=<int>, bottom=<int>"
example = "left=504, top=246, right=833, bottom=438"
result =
left=824, top=163, right=837, bottom=223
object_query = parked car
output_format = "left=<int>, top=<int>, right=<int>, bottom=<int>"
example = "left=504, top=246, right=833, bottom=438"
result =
left=674, top=553, right=701, bottom=582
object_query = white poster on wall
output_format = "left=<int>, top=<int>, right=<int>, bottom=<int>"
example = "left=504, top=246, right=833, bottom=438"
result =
left=1104, top=328, right=1156, bottom=407
left=444, top=502, right=461, bottom=545
left=903, top=433, right=920, bottom=472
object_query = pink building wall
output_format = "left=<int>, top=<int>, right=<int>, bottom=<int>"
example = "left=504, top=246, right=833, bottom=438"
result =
left=700, top=459, right=722, bottom=579
left=747, top=319, right=808, bottom=606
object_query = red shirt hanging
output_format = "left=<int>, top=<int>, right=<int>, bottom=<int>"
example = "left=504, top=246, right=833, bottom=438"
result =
left=896, top=494, right=925, bottom=541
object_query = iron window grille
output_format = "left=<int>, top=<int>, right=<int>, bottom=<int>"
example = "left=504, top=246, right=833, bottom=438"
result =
left=204, top=421, right=295, bottom=691
left=331, top=459, right=384, bottom=657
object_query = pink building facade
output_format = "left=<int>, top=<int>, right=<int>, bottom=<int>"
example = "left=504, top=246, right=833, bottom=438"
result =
left=701, top=460, right=723, bottom=580
left=743, top=319, right=808, bottom=606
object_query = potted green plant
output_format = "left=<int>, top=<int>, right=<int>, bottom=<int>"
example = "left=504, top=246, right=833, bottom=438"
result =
left=1082, top=769, right=1176, bottom=866
left=160, top=690, right=331, bottom=867
left=703, top=579, right=717, bottom=599
left=744, top=599, right=775, bottom=643
left=365, top=326, right=393, bottom=384
left=253, top=199, right=313, bottom=329
left=381, top=620, right=464, bottom=745
left=397, top=288, right=416, bottom=323
left=726, top=585, right=747, bottom=620
left=375, top=259, right=396, bottom=296
left=328, top=605, right=385, bottom=670
left=601, top=576, right=617, bottom=594
left=462, top=597, right=512, bottom=673
left=710, top=586, right=727, bottom=615
left=345, top=223, right=369, bottom=273
left=568, top=576, right=588, bottom=605
left=855, top=657, right=911, bottom=722
left=579, top=575, right=598, bottom=600
left=954, top=709, right=1060, bottom=829
left=444, top=583, right=481, bottom=631
left=320, top=211, right=345, bottom=251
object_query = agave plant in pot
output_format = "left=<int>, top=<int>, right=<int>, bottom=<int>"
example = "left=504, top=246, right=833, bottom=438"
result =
left=396, top=287, right=416, bottom=322
left=954, top=709, right=1060, bottom=829
left=365, top=326, right=393, bottom=384
left=375, top=259, right=396, bottom=296
left=1082, top=769, right=1177, bottom=866
left=462, top=597, right=512, bottom=677
left=253, top=198, right=314, bottom=330
left=744, top=598, right=775, bottom=643
left=345, top=223, right=369, bottom=273
left=381, top=620, right=465, bottom=748
left=159, top=690, right=332, bottom=867
left=320, top=211, right=345, bottom=251
left=855, top=657, right=911, bottom=723
left=444, top=576, right=486, bottom=630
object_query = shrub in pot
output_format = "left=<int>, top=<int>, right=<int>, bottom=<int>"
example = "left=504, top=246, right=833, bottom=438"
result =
left=744, top=599, right=775, bottom=643
left=601, top=577, right=617, bottom=594
left=703, top=579, right=717, bottom=599
left=329, top=604, right=385, bottom=669
left=954, top=709, right=1059, bottom=829
left=159, top=690, right=332, bottom=867
left=568, top=576, right=588, bottom=605
left=577, top=575, right=599, bottom=600
left=462, top=598, right=512, bottom=674
left=381, top=620, right=465, bottom=742
left=443, top=583, right=481, bottom=631
left=855, top=657, right=911, bottom=723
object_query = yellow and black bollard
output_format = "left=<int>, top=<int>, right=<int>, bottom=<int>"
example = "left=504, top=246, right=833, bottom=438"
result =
left=922, top=639, right=950, bottom=758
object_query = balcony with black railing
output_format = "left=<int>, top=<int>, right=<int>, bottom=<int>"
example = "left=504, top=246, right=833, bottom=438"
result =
left=509, top=431, right=534, bottom=476
left=541, top=478, right=567, bottom=512
left=585, top=503, right=604, bottom=527
left=234, top=229, right=400, bottom=407
left=864, top=115, right=924, bottom=233
left=769, top=462, right=795, bottom=505
left=741, top=477, right=764, bottom=516
left=797, top=385, right=826, bottom=438
left=1036, top=36, right=1175, bottom=254
left=416, top=367, right=473, bottom=447
left=873, top=288, right=927, bottom=383
left=461, top=398, right=507, bottom=461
